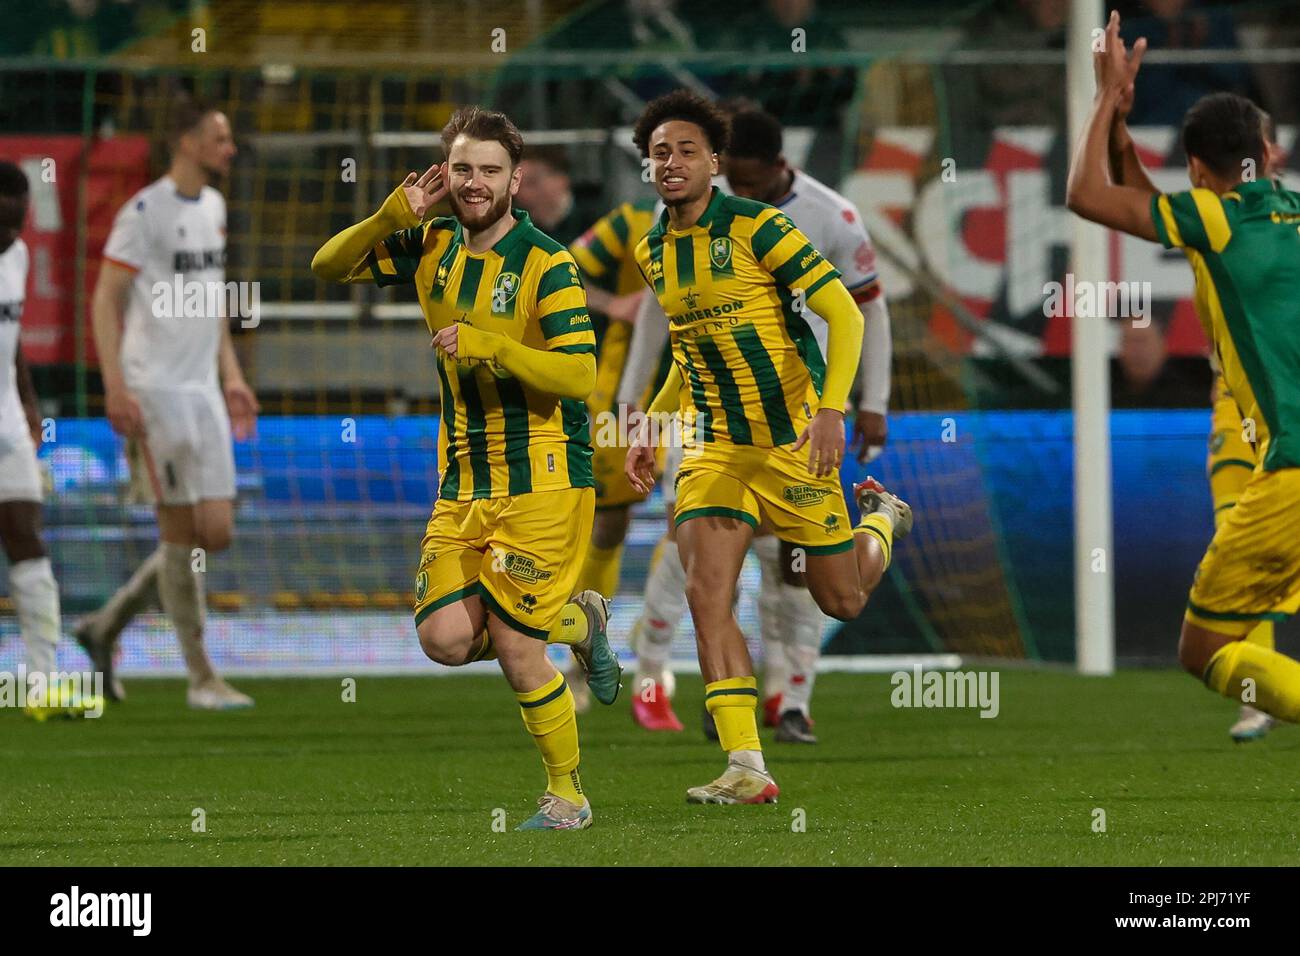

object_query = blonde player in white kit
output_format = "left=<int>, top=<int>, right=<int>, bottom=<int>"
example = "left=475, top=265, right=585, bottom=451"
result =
left=0, top=162, right=100, bottom=719
left=80, top=98, right=259, bottom=709
left=620, top=108, right=893, bottom=743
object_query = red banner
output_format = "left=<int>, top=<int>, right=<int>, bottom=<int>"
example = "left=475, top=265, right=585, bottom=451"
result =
left=0, top=135, right=151, bottom=364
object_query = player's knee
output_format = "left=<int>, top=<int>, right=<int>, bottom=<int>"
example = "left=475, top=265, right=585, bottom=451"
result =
left=816, top=588, right=865, bottom=623
left=685, top=575, right=731, bottom=622
left=416, top=618, right=472, bottom=666
left=1177, top=628, right=1213, bottom=678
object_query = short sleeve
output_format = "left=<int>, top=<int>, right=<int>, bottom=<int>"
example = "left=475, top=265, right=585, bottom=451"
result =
left=569, top=204, right=631, bottom=281
left=827, top=204, right=881, bottom=303
left=1151, top=189, right=1232, bottom=254
left=748, top=206, right=842, bottom=299
left=103, top=197, right=148, bottom=272
left=535, top=251, right=595, bottom=355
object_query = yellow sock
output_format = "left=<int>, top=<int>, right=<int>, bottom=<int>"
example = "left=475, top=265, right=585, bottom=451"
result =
left=517, top=671, right=584, bottom=805
left=1244, top=619, right=1275, bottom=651
left=546, top=602, right=587, bottom=646
left=1204, top=639, right=1300, bottom=722
left=468, top=630, right=496, bottom=661
left=578, top=542, right=624, bottom=599
left=704, top=676, right=761, bottom=753
left=855, top=512, right=894, bottom=570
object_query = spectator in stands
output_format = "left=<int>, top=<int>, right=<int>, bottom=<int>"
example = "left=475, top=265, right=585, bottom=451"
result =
left=1120, top=0, right=1259, bottom=126
left=513, top=146, right=588, bottom=246
left=1111, top=314, right=1208, bottom=408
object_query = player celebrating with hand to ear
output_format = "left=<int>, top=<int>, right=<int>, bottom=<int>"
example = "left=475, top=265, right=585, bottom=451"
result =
left=625, top=91, right=912, bottom=805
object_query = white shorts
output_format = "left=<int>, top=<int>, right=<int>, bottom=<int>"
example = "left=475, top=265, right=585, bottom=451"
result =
left=0, top=432, right=42, bottom=503
left=134, top=386, right=235, bottom=505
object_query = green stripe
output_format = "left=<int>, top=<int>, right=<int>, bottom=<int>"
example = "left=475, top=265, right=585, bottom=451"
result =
left=480, top=583, right=550, bottom=639
left=695, top=335, right=752, bottom=445
left=497, top=377, right=532, bottom=495
left=537, top=261, right=577, bottom=301
left=674, top=236, right=696, bottom=288
left=750, top=215, right=787, bottom=263
left=428, top=230, right=462, bottom=303
left=1202, top=255, right=1283, bottom=468
left=541, top=307, right=591, bottom=339
left=778, top=287, right=825, bottom=396
left=554, top=343, right=595, bottom=355
left=520, top=678, right=569, bottom=708
left=585, top=235, right=619, bottom=276
left=456, top=256, right=486, bottom=311
left=609, top=208, right=630, bottom=246
left=1187, top=600, right=1288, bottom=623
left=646, top=234, right=665, bottom=296
left=460, top=373, right=493, bottom=498
left=414, top=581, right=480, bottom=626
left=704, top=686, right=759, bottom=700
left=561, top=397, right=594, bottom=487
left=1170, top=193, right=1210, bottom=250
left=770, top=242, right=820, bottom=287
left=732, top=324, right=796, bottom=444
left=679, top=345, right=714, bottom=442
left=802, top=268, right=840, bottom=300
left=435, top=360, right=460, bottom=499
left=1213, top=501, right=1237, bottom=514
left=1209, top=457, right=1255, bottom=476
left=675, top=506, right=758, bottom=529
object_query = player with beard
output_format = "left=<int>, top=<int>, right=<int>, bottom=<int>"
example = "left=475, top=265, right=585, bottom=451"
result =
left=625, top=91, right=913, bottom=804
left=80, top=96, right=258, bottom=710
left=313, top=106, right=621, bottom=831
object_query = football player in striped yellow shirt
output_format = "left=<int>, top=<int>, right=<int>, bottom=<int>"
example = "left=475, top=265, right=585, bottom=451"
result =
left=624, top=91, right=914, bottom=804
left=1069, top=12, right=1300, bottom=729
left=313, top=107, right=622, bottom=831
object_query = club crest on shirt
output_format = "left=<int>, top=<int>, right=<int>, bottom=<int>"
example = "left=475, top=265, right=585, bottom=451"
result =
left=709, top=237, right=732, bottom=269
left=492, top=271, right=521, bottom=311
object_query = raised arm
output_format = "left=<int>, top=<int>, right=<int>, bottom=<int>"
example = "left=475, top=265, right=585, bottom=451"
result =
left=311, top=164, right=446, bottom=283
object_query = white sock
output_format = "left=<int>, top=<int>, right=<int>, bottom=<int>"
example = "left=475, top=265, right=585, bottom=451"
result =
left=634, top=537, right=687, bottom=679
left=729, top=749, right=767, bottom=773
left=157, top=542, right=215, bottom=685
left=779, top=582, right=824, bottom=716
left=752, top=535, right=787, bottom=699
left=93, top=545, right=163, bottom=643
left=11, top=557, right=60, bottom=676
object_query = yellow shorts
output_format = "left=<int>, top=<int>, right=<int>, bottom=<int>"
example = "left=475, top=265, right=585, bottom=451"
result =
left=673, top=442, right=854, bottom=554
left=1207, top=388, right=1256, bottom=520
left=1186, top=467, right=1300, bottom=636
left=413, top=486, right=594, bottom=639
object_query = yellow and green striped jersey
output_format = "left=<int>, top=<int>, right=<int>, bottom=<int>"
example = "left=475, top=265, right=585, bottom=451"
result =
left=366, top=209, right=596, bottom=500
left=1153, top=182, right=1300, bottom=470
left=570, top=198, right=661, bottom=417
left=633, top=187, right=842, bottom=447
left=570, top=198, right=659, bottom=296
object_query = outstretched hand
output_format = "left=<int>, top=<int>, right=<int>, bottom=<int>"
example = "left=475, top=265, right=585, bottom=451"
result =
left=1094, top=10, right=1147, bottom=102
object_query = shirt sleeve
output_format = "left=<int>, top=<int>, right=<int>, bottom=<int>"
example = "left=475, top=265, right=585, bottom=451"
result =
left=534, top=251, right=596, bottom=355
left=1150, top=188, right=1233, bottom=254
left=827, top=205, right=882, bottom=304
left=103, top=196, right=149, bottom=272
left=569, top=204, right=632, bottom=282
left=747, top=206, right=842, bottom=298
left=364, top=224, right=428, bottom=287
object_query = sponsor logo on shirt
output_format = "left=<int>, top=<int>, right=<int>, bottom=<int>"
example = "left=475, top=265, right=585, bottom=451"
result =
left=783, top=484, right=835, bottom=508
left=172, top=248, right=226, bottom=272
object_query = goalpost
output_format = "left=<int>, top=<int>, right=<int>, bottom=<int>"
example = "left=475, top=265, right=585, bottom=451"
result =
left=1067, top=0, right=1116, bottom=675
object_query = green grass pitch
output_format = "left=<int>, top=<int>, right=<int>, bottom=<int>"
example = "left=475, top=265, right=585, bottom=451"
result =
left=3, top=670, right=1297, bottom=866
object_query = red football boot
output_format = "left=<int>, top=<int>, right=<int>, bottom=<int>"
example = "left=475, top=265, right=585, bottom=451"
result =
left=632, top=683, right=684, bottom=731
